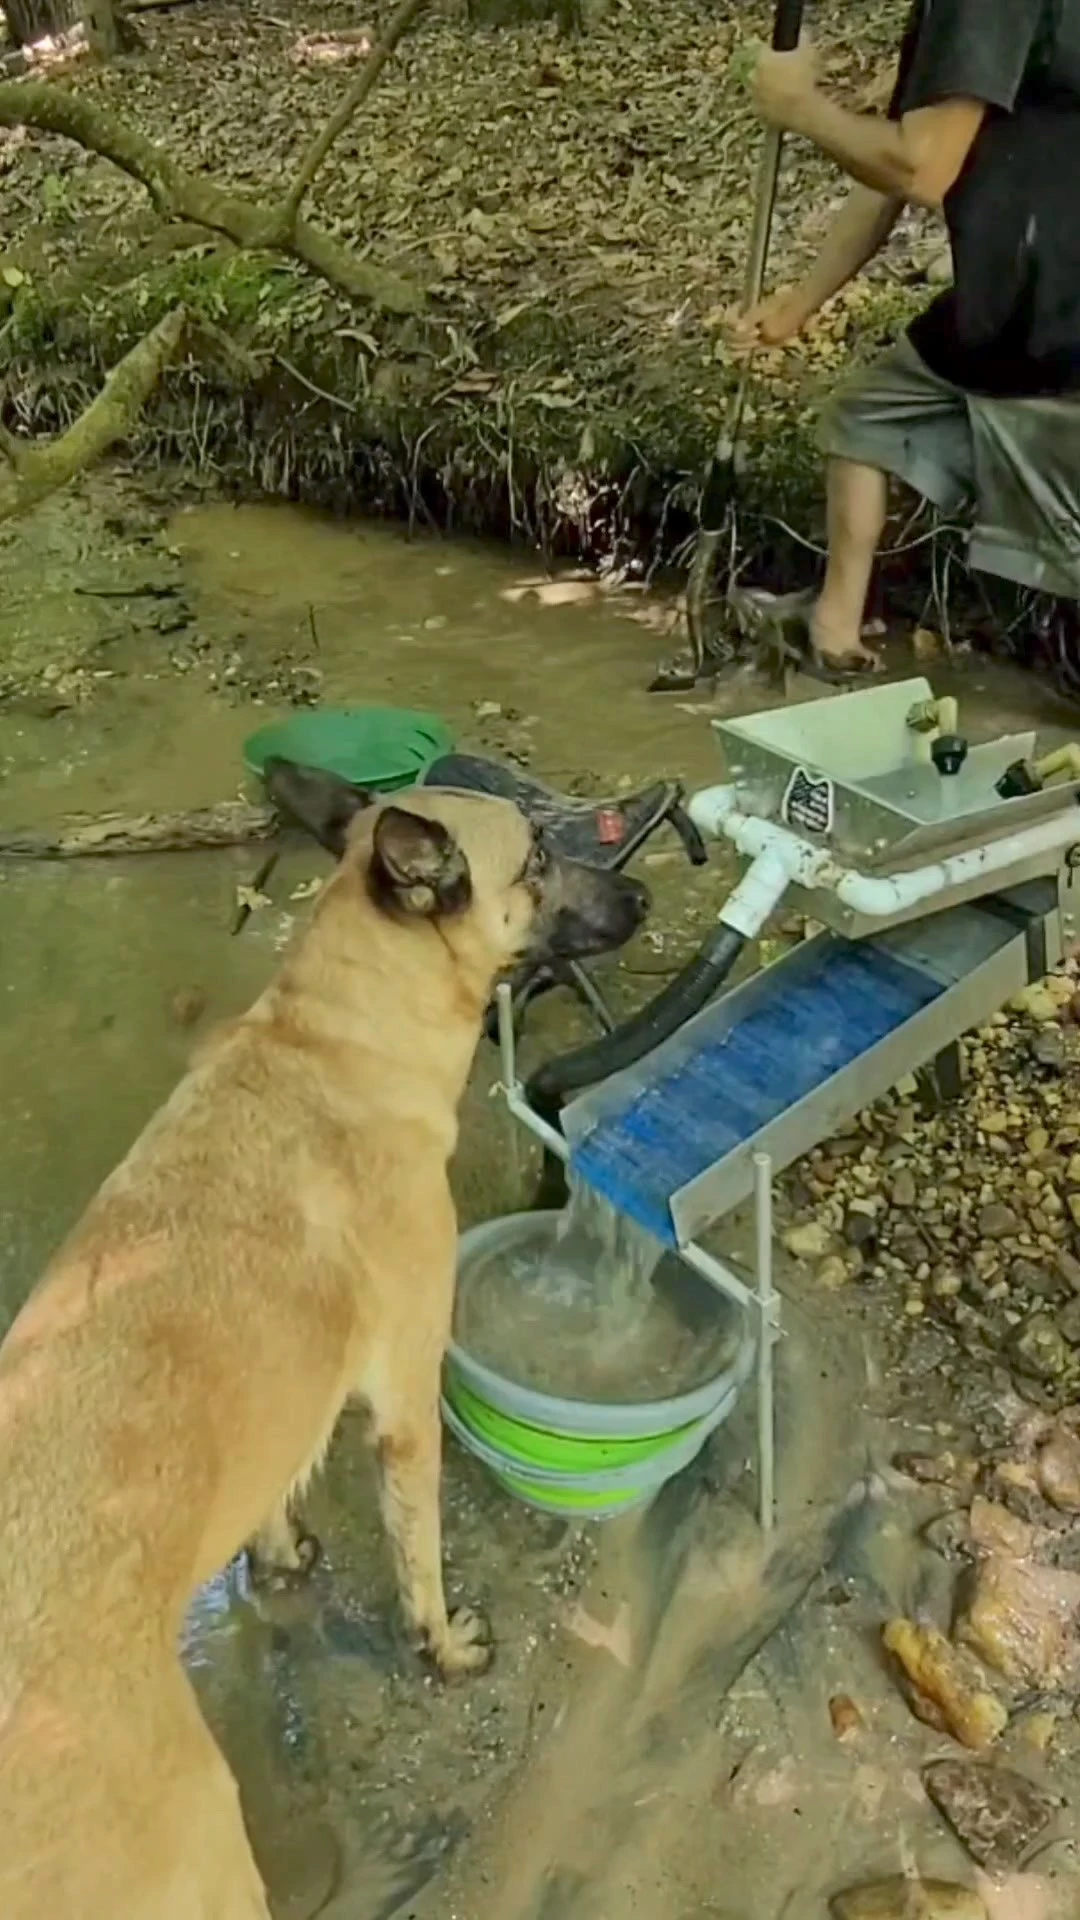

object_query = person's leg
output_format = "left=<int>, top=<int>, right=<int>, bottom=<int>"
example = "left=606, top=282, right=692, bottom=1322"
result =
left=811, top=458, right=890, bottom=668
left=813, top=339, right=975, bottom=670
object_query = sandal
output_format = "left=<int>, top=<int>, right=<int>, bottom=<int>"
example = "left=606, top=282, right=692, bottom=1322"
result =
left=801, top=644, right=887, bottom=686
left=737, top=587, right=886, bottom=687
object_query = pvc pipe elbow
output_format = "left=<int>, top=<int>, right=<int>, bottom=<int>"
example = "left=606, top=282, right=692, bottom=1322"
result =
left=687, top=784, right=740, bottom=838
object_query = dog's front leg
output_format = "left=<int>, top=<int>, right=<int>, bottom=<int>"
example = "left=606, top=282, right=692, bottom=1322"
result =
left=374, top=1396, right=492, bottom=1677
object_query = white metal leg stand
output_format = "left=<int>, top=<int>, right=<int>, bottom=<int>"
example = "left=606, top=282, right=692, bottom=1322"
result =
left=494, top=983, right=783, bottom=1534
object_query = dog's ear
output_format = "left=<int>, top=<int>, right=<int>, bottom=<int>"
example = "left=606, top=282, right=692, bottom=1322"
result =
left=263, top=758, right=373, bottom=857
left=369, top=805, right=472, bottom=918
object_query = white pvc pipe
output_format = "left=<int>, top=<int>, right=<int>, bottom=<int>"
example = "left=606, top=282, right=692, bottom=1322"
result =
left=718, top=848, right=798, bottom=939
left=690, top=782, right=1080, bottom=923
left=687, top=783, right=748, bottom=839
left=833, top=808, right=1080, bottom=917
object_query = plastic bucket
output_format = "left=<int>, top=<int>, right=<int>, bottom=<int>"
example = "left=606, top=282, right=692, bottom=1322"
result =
left=445, top=1212, right=755, bottom=1520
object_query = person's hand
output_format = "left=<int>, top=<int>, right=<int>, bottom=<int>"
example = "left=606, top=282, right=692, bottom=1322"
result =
left=727, top=287, right=815, bottom=353
left=751, top=37, right=819, bottom=132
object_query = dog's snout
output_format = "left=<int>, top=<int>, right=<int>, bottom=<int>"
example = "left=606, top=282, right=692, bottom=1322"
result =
left=531, top=856, right=651, bottom=964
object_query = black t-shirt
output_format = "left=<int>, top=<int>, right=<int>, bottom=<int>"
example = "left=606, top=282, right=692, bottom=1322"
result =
left=890, top=0, right=1080, bottom=395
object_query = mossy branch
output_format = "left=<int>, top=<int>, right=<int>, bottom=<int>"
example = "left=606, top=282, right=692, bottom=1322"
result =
left=0, top=304, right=185, bottom=521
left=0, top=79, right=423, bottom=312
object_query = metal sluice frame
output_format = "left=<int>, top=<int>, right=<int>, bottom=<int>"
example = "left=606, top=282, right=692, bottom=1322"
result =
left=495, top=981, right=781, bottom=1534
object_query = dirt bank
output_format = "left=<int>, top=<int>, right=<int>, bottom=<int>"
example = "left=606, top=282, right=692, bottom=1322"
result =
left=0, top=0, right=940, bottom=567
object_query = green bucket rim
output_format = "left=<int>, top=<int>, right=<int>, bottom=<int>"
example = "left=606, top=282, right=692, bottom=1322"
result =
left=243, top=705, right=454, bottom=793
left=446, top=1374, right=695, bottom=1474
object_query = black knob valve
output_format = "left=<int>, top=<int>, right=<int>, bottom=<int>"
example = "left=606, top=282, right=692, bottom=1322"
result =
left=996, top=758, right=1041, bottom=799
left=931, top=734, right=969, bottom=777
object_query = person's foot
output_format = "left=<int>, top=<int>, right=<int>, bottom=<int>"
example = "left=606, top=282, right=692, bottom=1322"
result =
left=809, top=608, right=885, bottom=677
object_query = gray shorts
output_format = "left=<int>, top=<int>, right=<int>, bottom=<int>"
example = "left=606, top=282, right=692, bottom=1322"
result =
left=819, top=337, right=1080, bottom=600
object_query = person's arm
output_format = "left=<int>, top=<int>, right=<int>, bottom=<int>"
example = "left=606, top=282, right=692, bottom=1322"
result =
left=753, top=0, right=1044, bottom=208
left=785, top=93, right=985, bottom=209
left=794, top=184, right=904, bottom=310
left=729, top=186, right=902, bottom=349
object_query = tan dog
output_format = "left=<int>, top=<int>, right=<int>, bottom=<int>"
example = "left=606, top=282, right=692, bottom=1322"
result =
left=0, top=765, right=648, bottom=1920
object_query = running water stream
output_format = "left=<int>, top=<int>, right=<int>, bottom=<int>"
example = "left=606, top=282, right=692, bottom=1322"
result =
left=453, top=1174, right=746, bottom=1402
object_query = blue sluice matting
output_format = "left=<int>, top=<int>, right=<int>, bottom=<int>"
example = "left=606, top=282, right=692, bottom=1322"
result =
left=569, top=942, right=944, bottom=1244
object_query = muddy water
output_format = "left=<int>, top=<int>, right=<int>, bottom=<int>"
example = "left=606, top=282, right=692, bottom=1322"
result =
left=2, top=484, right=1079, bottom=1920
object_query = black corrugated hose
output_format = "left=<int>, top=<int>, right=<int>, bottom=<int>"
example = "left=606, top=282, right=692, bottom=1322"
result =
left=526, top=920, right=747, bottom=1161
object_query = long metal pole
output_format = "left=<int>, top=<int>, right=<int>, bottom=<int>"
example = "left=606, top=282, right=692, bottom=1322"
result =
left=754, top=1150, right=777, bottom=1534
left=674, top=0, right=808, bottom=691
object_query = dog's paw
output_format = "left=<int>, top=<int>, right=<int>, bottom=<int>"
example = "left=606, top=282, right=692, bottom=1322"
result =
left=247, top=1530, right=322, bottom=1592
left=428, top=1606, right=494, bottom=1679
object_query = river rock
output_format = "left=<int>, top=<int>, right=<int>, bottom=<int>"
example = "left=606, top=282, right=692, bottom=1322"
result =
left=1011, top=1257, right=1069, bottom=1302
left=890, top=1167, right=917, bottom=1208
left=845, top=1208, right=878, bottom=1251
left=828, top=1693, right=864, bottom=1741
left=784, top=1221, right=832, bottom=1261
left=1015, top=975, right=1075, bottom=1021
left=829, top=1878, right=986, bottom=1920
left=882, top=1618, right=1007, bottom=1749
left=923, top=1760, right=1058, bottom=1874
left=894, top=1228, right=933, bottom=1270
left=1057, top=1248, right=1080, bottom=1293
left=1011, top=1313, right=1074, bottom=1381
left=816, top=1254, right=851, bottom=1291
left=958, top=1550, right=1080, bottom=1688
left=978, top=1202, right=1020, bottom=1240
left=1059, top=1298, right=1080, bottom=1345
left=1031, top=1027, right=1068, bottom=1071
left=1037, top=1425, right=1080, bottom=1510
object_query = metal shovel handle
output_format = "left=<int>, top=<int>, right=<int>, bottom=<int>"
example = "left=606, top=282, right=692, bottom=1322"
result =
left=741, top=0, right=807, bottom=312
left=681, top=0, right=809, bottom=632
left=773, top=0, right=806, bottom=52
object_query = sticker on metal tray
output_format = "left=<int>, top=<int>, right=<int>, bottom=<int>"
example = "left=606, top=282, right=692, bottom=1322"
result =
left=782, top=765, right=834, bottom=837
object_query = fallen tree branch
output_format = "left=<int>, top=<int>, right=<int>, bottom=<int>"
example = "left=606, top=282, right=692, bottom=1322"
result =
left=0, top=304, right=186, bottom=521
left=0, top=80, right=423, bottom=311
left=0, top=800, right=279, bottom=858
left=280, top=0, right=428, bottom=231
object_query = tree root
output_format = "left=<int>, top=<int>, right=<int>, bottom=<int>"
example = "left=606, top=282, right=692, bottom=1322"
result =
left=0, top=303, right=186, bottom=521
left=0, top=801, right=280, bottom=858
